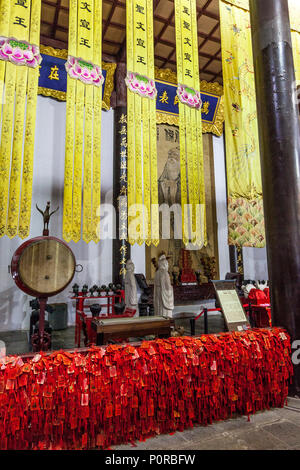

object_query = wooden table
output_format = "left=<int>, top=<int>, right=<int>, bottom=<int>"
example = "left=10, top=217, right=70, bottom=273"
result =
left=91, top=316, right=174, bottom=345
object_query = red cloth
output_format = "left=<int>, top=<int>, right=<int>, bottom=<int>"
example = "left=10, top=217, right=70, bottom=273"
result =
left=248, top=288, right=269, bottom=306
left=0, top=328, right=292, bottom=450
left=264, top=288, right=270, bottom=303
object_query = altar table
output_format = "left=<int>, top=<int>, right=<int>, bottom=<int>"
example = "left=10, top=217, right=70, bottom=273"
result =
left=91, top=315, right=174, bottom=345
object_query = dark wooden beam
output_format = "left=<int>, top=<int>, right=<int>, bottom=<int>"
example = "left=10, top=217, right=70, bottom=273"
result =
left=201, top=48, right=221, bottom=73
left=154, top=9, right=174, bottom=46
left=199, top=23, right=220, bottom=51
left=40, top=35, right=68, bottom=50
left=103, top=0, right=118, bottom=38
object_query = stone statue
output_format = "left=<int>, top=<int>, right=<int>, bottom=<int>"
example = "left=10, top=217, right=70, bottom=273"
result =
left=36, top=201, right=59, bottom=233
left=242, top=282, right=256, bottom=298
left=158, top=147, right=181, bottom=206
left=154, top=254, right=174, bottom=318
left=125, top=260, right=138, bottom=314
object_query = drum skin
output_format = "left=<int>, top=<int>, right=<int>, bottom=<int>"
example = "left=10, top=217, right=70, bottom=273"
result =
left=11, top=236, right=76, bottom=298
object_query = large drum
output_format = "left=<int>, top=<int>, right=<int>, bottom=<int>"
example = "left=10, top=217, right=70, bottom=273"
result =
left=11, top=236, right=76, bottom=297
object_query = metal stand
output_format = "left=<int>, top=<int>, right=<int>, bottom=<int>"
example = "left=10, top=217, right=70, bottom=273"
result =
left=31, top=297, right=51, bottom=351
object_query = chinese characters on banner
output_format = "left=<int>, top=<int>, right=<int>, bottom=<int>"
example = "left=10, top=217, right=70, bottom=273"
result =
left=174, top=0, right=206, bottom=248
left=0, top=0, right=41, bottom=239
left=126, top=0, right=159, bottom=246
left=63, top=0, right=103, bottom=243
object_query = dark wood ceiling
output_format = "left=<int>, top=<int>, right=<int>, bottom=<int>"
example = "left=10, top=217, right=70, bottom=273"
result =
left=41, top=0, right=222, bottom=84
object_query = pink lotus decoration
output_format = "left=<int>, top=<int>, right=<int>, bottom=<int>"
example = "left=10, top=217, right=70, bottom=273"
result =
left=177, top=84, right=202, bottom=109
left=0, top=37, right=41, bottom=68
left=125, top=72, right=157, bottom=99
left=65, top=56, right=104, bottom=87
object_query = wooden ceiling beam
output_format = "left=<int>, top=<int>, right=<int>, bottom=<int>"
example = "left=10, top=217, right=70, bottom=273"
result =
left=42, top=0, right=68, bottom=12
left=40, top=34, right=116, bottom=63
left=157, top=37, right=222, bottom=62
left=199, top=22, right=220, bottom=52
left=40, top=34, right=68, bottom=50
left=201, top=47, right=221, bottom=73
left=51, top=0, right=61, bottom=39
left=155, top=54, right=222, bottom=78
left=154, top=9, right=174, bottom=47
left=197, top=0, right=214, bottom=20
left=103, top=0, right=118, bottom=38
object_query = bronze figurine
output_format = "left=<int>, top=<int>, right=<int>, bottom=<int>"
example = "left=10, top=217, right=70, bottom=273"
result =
left=36, top=201, right=59, bottom=233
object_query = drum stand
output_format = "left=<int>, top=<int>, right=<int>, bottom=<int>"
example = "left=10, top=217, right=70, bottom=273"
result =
left=31, top=297, right=51, bottom=352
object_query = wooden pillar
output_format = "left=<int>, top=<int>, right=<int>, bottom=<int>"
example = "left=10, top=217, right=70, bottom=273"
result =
left=113, top=63, right=130, bottom=287
left=250, top=0, right=300, bottom=394
left=229, top=246, right=237, bottom=274
left=236, top=247, right=244, bottom=279
left=229, top=246, right=244, bottom=280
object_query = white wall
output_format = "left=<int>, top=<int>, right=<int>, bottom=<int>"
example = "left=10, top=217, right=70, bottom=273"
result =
left=243, top=246, right=268, bottom=280
left=0, top=96, right=268, bottom=332
left=0, top=96, right=114, bottom=331
left=212, top=134, right=230, bottom=279
left=212, top=134, right=268, bottom=280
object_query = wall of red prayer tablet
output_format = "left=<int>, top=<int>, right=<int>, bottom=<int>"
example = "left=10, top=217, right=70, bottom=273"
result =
left=0, top=328, right=292, bottom=450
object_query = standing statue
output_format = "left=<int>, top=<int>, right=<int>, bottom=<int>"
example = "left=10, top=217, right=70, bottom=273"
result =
left=125, top=260, right=138, bottom=314
left=154, top=254, right=174, bottom=318
left=36, top=201, right=59, bottom=234
left=158, top=147, right=181, bottom=206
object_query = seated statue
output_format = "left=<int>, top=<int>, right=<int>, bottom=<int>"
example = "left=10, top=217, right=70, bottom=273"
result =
left=125, top=260, right=138, bottom=314
left=154, top=254, right=174, bottom=318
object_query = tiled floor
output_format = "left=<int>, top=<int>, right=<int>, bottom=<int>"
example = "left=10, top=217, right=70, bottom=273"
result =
left=111, top=399, right=300, bottom=450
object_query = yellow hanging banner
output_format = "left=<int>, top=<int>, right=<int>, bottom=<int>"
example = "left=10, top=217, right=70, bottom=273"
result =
left=63, top=0, right=103, bottom=243
left=0, top=0, right=42, bottom=239
left=220, top=0, right=265, bottom=248
left=290, top=0, right=300, bottom=86
left=174, top=0, right=206, bottom=248
left=292, top=31, right=300, bottom=85
left=126, top=0, right=159, bottom=246
left=220, top=0, right=299, bottom=248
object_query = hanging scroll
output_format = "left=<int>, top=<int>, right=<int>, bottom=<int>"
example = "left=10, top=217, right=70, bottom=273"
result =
left=126, top=0, right=159, bottom=246
left=220, top=0, right=299, bottom=248
left=63, top=0, right=103, bottom=243
left=174, top=0, right=206, bottom=248
left=0, top=0, right=41, bottom=239
left=220, top=0, right=265, bottom=248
